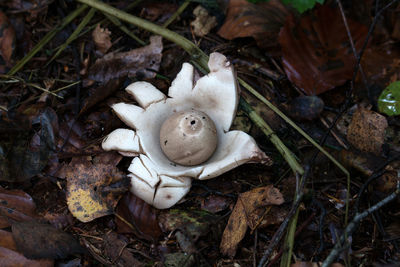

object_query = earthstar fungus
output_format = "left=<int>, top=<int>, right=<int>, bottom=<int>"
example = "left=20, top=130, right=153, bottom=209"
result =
left=102, top=52, right=272, bottom=209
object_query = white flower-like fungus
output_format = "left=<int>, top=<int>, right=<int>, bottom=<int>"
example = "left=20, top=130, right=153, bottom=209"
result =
left=102, top=52, right=272, bottom=209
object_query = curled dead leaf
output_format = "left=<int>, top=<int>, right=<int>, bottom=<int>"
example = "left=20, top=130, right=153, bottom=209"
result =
left=92, top=24, right=112, bottom=54
left=220, top=185, right=284, bottom=257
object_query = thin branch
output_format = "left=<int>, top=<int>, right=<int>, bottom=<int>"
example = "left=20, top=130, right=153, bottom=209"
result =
left=321, top=182, right=400, bottom=267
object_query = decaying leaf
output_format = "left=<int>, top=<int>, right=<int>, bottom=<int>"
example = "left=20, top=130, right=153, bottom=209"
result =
left=347, top=106, right=388, bottom=154
left=12, top=221, right=84, bottom=259
left=0, top=229, right=17, bottom=251
left=200, top=195, right=232, bottom=213
left=279, top=5, right=368, bottom=95
left=0, top=105, right=58, bottom=182
left=220, top=185, right=284, bottom=257
left=0, top=247, right=53, bottom=267
left=0, top=188, right=37, bottom=228
left=286, top=95, right=325, bottom=121
left=92, top=24, right=112, bottom=54
left=190, top=5, right=217, bottom=37
left=0, top=10, right=15, bottom=73
left=79, top=78, right=123, bottom=116
left=218, top=0, right=290, bottom=49
left=159, top=209, right=216, bottom=253
left=66, top=152, right=128, bottom=222
left=88, top=35, right=163, bottom=83
left=139, top=2, right=178, bottom=23
left=115, top=192, right=162, bottom=242
left=103, top=231, right=144, bottom=266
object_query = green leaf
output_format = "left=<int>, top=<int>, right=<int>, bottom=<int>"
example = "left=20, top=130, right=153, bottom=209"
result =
left=248, top=0, right=324, bottom=13
left=378, top=81, right=400, bottom=116
left=282, top=0, right=324, bottom=13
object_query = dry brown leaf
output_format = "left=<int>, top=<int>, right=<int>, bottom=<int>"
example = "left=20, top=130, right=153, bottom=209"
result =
left=140, top=2, right=178, bottom=23
left=191, top=5, right=217, bottom=37
left=115, top=193, right=162, bottom=242
left=103, top=231, right=144, bottom=266
left=88, top=35, right=163, bottom=83
left=92, top=24, right=112, bottom=54
left=0, top=247, right=53, bottom=267
left=218, top=0, right=290, bottom=49
left=220, top=185, right=284, bottom=257
left=0, top=10, right=15, bottom=73
left=279, top=5, right=368, bottom=95
left=79, top=78, right=122, bottom=116
left=0, top=188, right=37, bottom=228
left=0, top=229, right=17, bottom=251
left=347, top=107, right=388, bottom=154
left=66, top=152, right=127, bottom=222
left=12, top=221, right=84, bottom=259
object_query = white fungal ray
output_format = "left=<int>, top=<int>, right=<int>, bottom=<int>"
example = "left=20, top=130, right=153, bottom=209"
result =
left=102, top=52, right=271, bottom=209
left=168, top=63, right=194, bottom=99
left=102, top=128, right=140, bottom=153
left=112, top=103, right=144, bottom=129
left=126, top=81, right=166, bottom=108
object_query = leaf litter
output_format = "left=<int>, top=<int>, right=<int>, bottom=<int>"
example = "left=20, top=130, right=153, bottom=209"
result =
left=1, top=1, right=400, bottom=266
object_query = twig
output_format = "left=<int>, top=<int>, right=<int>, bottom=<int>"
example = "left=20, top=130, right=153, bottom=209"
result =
left=321, top=182, right=400, bottom=267
left=354, top=153, right=400, bottom=214
left=257, top=168, right=310, bottom=267
left=267, top=212, right=317, bottom=267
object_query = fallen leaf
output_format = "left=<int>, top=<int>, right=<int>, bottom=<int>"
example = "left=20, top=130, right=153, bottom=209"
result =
left=0, top=247, right=53, bottom=267
left=201, top=195, right=232, bottom=213
left=88, top=35, right=163, bottom=83
left=139, top=2, right=178, bottom=23
left=66, top=152, right=128, bottom=222
left=191, top=5, right=217, bottom=37
left=0, top=229, right=17, bottom=251
left=0, top=10, right=15, bottom=73
left=115, top=192, right=162, bottom=242
left=347, top=106, right=388, bottom=154
left=103, top=231, right=144, bottom=266
left=0, top=188, right=37, bottom=228
left=12, top=221, right=84, bottom=259
left=163, top=252, right=195, bottom=267
left=159, top=209, right=216, bottom=241
left=92, top=24, right=112, bottom=54
left=279, top=5, right=368, bottom=95
left=286, top=95, right=325, bottom=121
left=359, top=46, right=400, bottom=89
left=0, top=105, right=58, bottom=182
left=220, top=185, right=284, bottom=257
left=218, top=0, right=290, bottom=49
left=79, top=78, right=122, bottom=115
left=337, top=149, right=382, bottom=177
